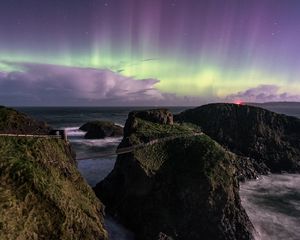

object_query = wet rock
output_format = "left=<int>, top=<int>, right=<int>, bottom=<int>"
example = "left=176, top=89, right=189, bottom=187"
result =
left=80, top=121, right=123, bottom=139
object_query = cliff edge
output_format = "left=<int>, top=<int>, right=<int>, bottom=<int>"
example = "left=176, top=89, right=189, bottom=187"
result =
left=0, top=107, right=108, bottom=240
left=175, top=103, right=300, bottom=175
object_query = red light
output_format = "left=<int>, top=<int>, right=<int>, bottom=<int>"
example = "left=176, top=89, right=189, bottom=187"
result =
left=234, top=100, right=243, bottom=105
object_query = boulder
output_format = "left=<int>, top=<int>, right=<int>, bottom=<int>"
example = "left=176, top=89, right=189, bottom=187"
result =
left=94, top=109, right=254, bottom=240
left=80, top=120, right=123, bottom=139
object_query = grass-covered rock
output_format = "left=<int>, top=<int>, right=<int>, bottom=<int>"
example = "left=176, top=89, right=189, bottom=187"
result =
left=94, top=110, right=254, bottom=240
left=80, top=120, right=123, bottom=139
left=0, top=106, right=108, bottom=239
left=0, top=137, right=108, bottom=240
left=175, top=103, right=300, bottom=175
left=0, top=106, right=51, bottom=134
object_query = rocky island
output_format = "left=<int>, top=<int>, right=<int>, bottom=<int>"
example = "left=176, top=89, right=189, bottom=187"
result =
left=175, top=103, right=300, bottom=177
left=80, top=120, right=123, bottom=139
left=95, top=109, right=255, bottom=240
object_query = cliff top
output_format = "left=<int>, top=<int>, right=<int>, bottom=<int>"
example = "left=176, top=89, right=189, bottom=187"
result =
left=0, top=106, right=50, bottom=134
left=0, top=136, right=108, bottom=240
left=175, top=103, right=300, bottom=173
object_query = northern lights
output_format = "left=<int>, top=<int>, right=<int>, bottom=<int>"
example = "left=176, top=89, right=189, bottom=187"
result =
left=1, top=0, right=300, bottom=105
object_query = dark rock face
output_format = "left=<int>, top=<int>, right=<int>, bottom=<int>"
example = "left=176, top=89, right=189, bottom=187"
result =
left=0, top=106, right=51, bottom=134
left=94, top=109, right=254, bottom=240
left=80, top=121, right=123, bottom=139
left=175, top=103, right=300, bottom=175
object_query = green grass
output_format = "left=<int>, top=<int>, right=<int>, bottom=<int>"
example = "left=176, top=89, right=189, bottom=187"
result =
left=128, top=118, right=200, bottom=145
left=134, top=132, right=235, bottom=187
left=129, top=118, right=200, bottom=171
left=129, top=118, right=235, bottom=190
left=0, top=136, right=108, bottom=240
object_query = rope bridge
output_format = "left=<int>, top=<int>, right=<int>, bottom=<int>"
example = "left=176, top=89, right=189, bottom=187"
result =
left=76, top=132, right=203, bottom=160
left=0, top=131, right=203, bottom=160
left=0, top=133, right=62, bottom=139
left=0, top=130, right=67, bottom=140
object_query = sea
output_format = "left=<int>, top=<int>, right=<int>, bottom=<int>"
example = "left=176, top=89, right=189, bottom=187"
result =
left=15, top=105, right=300, bottom=240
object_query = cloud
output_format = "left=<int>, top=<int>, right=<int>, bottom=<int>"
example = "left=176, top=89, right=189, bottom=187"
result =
left=0, top=61, right=167, bottom=106
left=5, top=61, right=297, bottom=106
left=0, top=61, right=209, bottom=106
left=225, top=84, right=300, bottom=103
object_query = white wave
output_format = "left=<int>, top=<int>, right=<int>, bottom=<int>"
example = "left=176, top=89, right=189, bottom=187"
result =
left=64, top=123, right=124, bottom=138
left=64, top=127, right=86, bottom=137
left=71, top=137, right=122, bottom=147
left=240, top=174, right=300, bottom=240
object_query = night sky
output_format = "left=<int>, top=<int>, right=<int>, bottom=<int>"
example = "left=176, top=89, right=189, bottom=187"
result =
left=1, top=0, right=300, bottom=106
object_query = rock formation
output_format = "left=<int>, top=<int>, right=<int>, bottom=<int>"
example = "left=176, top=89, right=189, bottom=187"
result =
left=175, top=103, right=300, bottom=176
left=123, top=108, right=174, bottom=137
left=80, top=120, right=123, bottom=139
left=95, top=109, right=254, bottom=240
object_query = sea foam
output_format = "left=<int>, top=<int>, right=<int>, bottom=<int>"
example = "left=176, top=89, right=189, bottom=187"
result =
left=240, top=174, right=300, bottom=240
left=64, top=127, right=86, bottom=137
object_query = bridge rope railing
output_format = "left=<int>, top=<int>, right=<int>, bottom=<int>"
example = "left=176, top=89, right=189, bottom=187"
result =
left=75, top=132, right=203, bottom=160
left=0, top=129, right=67, bottom=140
left=0, top=133, right=61, bottom=139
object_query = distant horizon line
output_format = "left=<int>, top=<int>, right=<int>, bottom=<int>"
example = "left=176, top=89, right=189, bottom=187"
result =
left=7, top=101, right=300, bottom=108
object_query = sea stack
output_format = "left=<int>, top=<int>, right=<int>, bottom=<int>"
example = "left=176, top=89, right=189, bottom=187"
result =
left=80, top=120, right=123, bottom=139
left=94, top=109, right=255, bottom=240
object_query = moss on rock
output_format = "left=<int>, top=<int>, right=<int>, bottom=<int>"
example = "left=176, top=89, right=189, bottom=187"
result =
left=0, top=106, right=108, bottom=240
left=0, top=137, right=108, bottom=240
